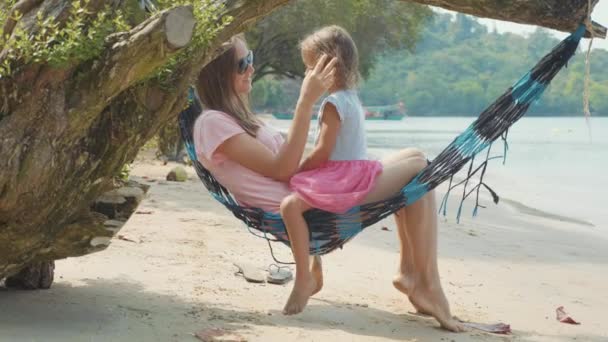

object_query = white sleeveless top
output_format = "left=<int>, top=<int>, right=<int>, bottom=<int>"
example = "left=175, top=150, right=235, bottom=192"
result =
left=315, top=90, right=368, bottom=161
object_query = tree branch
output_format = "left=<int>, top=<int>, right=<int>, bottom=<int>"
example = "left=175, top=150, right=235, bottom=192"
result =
left=67, top=5, right=196, bottom=131
left=401, top=0, right=606, bottom=38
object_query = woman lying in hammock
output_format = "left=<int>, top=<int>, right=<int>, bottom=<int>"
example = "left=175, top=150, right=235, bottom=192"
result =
left=194, top=33, right=465, bottom=332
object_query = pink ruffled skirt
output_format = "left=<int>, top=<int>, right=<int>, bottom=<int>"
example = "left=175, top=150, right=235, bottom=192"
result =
left=289, top=160, right=383, bottom=214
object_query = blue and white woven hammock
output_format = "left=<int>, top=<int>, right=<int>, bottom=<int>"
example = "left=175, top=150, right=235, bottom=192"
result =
left=179, top=25, right=587, bottom=258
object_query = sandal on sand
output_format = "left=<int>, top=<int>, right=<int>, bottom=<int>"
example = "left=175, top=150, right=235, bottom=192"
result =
left=233, top=262, right=266, bottom=283
left=266, top=264, right=293, bottom=285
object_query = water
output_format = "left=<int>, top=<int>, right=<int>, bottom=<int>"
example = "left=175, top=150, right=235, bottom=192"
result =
left=266, top=116, right=608, bottom=228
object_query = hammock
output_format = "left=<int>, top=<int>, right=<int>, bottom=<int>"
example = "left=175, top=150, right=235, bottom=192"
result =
left=179, top=24, right=586, bottom=257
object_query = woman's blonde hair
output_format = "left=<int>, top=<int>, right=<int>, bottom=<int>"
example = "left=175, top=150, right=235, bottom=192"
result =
left=196, top=35, right=260, bottom=136
left=300, top=25, right=360, bottom=89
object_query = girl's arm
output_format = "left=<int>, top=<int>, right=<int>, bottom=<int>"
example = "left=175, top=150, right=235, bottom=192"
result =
left=298, top=102, right=340, bottom=172
left=216, top=55, right=337, bottom=182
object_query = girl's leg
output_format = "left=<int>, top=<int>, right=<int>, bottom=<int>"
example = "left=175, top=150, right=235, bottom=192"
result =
left=280, top=194, right=316, bottom=315
left=363, top=149, right=465, bottom=332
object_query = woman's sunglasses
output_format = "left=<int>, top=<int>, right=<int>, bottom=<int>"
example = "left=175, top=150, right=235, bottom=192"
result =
left=237, top=50, right=253, bottom=74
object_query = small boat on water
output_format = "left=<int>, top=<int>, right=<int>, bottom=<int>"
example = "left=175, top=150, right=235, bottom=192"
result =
left=364, top=103, right=406, bottom=121
left=272, top=102, right=406, bottom=121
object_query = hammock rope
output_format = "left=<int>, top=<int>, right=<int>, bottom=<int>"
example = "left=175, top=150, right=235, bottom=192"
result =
left=179, top=24, right=587, bottom=259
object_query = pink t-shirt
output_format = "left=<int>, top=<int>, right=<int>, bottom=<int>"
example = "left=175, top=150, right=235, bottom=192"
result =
left=193, top=110, right=291, bottom=213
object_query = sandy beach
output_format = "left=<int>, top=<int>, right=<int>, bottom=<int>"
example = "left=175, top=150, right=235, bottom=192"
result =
left=1, top=149, right=607, bottom=342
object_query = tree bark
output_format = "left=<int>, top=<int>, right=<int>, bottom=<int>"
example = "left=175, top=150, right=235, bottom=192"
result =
left=0, top=0, right=290, bottom=282
left=4, top=261, right=55, bottom=289
left=0, top=0, right=604, bottom=282
left=404, top=0, right=606, bottom=38
left=0, top=2, right=200, bottom=280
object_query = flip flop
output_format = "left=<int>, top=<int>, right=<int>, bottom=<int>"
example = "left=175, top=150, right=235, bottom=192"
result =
left=233, top=262, right=266, bottom=283
left=266, top=264, right=293, bottom=285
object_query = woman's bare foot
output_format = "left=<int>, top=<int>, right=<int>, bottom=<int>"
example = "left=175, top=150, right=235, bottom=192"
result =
left=311, top=256, right=323, bottom=296
left=392, top=273, right=413, bottom=295
left=283, top=275, right=317, bottom=315
left=406, top=281, right=466, bottom=332
left=393, top=273, right=431, bottom=315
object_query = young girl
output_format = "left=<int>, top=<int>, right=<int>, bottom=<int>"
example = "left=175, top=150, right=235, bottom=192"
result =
left=280, top=26, right=383, bottom=315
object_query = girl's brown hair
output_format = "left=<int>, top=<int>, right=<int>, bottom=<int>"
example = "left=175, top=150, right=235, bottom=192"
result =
left=196, top=35, right=260, bottom=136
left=300, top=25, right=361, bottom=89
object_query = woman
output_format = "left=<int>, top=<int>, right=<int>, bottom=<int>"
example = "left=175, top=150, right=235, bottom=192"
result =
left=194, top=34, right=464, bottom=332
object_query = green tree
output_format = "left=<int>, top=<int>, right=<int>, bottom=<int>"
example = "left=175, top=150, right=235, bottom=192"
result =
left=246, top=0, right=432, bottom=82
left=356, top=12, right=608, bottom=116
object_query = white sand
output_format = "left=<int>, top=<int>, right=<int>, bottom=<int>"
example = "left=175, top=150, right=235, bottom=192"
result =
left=1, top=151, right=607, bottom=341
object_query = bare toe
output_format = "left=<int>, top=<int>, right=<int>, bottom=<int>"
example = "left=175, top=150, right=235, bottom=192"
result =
left=441, top=318, right=467, bottom=332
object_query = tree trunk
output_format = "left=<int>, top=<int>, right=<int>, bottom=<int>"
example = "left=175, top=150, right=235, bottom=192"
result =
left=0, top=0, right=290, bottom=282
left=0, top=0, right=604, bottom=282
left=4, top=261, right=55, bottom=290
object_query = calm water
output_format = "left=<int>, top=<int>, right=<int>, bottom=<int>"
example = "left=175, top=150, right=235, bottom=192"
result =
left=267, top=117, right=608, bottom=228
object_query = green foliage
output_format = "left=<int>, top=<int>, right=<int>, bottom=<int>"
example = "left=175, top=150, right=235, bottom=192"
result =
left=251, top=77, right=298, bottom=111
left=0, top=0, right=17, bottom=28
left=0, top=1, right=231, bottom=81
left=359, top=12, right=608, bottom=116
left=246, top=0, right=432, bottom=82
left=254, top=12, right=608, bottom=116
left=118, top=163, right=131, bottom=182
left=0, top=0, right=130, bottom=77
left=252, top=14, right=608, bottom=116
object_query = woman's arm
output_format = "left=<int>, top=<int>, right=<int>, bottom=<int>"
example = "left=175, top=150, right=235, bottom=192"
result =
left=217, top=55, right=337, bottom=182
left=298, top=102, right=340, bottom=172
left=216, top=97, right=314, bottom=182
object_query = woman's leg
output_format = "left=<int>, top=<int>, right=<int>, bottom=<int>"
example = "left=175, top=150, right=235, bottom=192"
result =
left=397, top=190, right=465, bottom=331
left=311, top=255, right=323, bottom=295
left=280, top=194, right=318, bottom=315
left=363, top=149, right=465, bottom=332
left=391, top=208, right=416, bottom=297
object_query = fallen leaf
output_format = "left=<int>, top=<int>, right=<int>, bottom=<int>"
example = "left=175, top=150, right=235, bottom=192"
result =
left=117, top=235, right=138, bottom=243
left=194, top=328, right=225, bottom=341
left=556, top=306, right=580, bottom=325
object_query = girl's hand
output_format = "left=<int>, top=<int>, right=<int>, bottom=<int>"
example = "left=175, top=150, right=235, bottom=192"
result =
left=299, top=54, right=337, bottom=109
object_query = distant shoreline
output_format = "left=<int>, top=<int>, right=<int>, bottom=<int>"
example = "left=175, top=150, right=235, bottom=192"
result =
left=500, top=197, right=595, bottom=227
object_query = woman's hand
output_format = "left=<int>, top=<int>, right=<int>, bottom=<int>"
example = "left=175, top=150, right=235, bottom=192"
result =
left=298, top=54, right=337, bottom=110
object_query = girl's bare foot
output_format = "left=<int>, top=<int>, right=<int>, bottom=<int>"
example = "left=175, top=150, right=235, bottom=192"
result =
left=311, top=256, right=323, bottom=296
left=283, top=275, right=317, bottom=315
